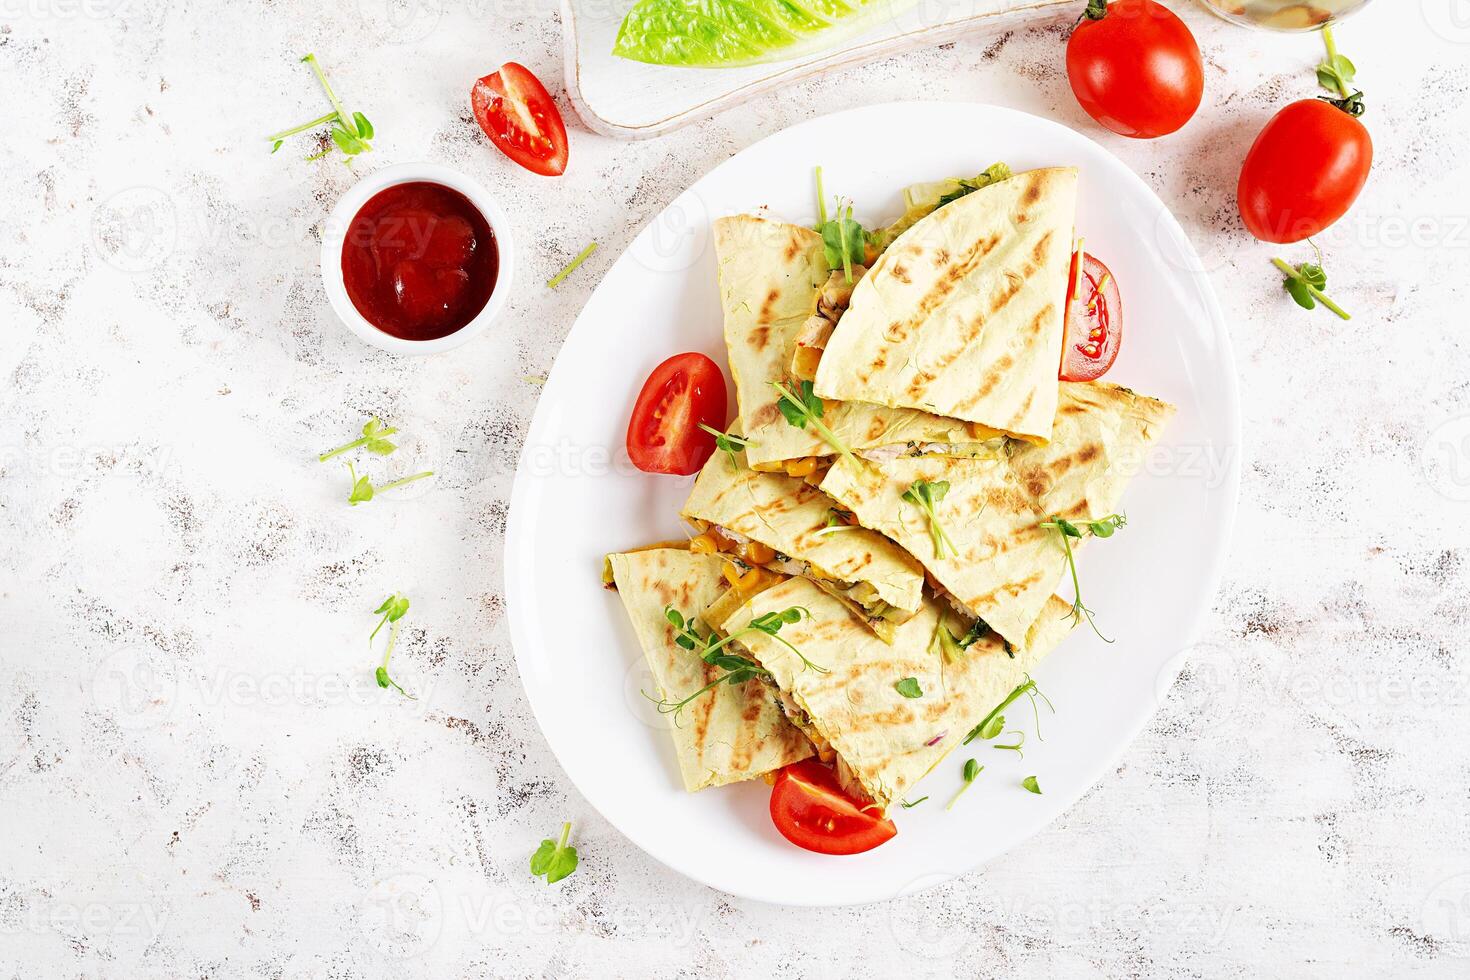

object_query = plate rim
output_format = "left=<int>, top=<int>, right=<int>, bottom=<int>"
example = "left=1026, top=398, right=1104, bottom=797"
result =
left=504, top=100, right=1241, bottom=907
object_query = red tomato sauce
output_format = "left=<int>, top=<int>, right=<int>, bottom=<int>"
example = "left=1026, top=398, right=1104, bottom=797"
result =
left=341, top=181, right=499, bottom=341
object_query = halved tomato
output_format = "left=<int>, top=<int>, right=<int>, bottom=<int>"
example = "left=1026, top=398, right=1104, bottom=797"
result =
left=769, top=759, right=897, bottom=855
left=1060, top=251, right=1122, bottom=382
left=626, top=352, right=727, bottom=475
left=470, top=62, right=569, bottom=177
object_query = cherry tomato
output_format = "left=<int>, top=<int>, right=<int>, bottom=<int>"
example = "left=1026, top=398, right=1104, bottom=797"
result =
left=1066, top=0, right=1204, bottom=139
left=626, top=353, right=727, bottom=476
left=470, top=62, right=569, bottom=177
left=1060, top=252, right=1121, bottom=382
left=768, top=759, right=897, bottom=855
left=1237, top=98, right=1373, bottom=244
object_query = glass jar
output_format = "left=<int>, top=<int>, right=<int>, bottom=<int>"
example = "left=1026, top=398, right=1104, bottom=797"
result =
left=1197, top=0, right=1373, bottom=31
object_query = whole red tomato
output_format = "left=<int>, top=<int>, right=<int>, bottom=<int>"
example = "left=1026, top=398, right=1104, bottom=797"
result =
left=1237, top=98, right=1373, bottom=244
left=1066, top=0, right=1204, bottom=139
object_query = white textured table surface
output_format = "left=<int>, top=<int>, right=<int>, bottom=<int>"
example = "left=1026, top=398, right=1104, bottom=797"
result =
left=4, top=1, right=1469, bottom=977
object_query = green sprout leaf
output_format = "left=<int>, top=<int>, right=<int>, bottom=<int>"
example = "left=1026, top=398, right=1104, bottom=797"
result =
left=344, top=461, right=434, bottom=506
left=937, top=162, right=1012, bottom=207
left=370, top=592, right=414, bottom=699
left=697, top=423, right=755, bottom=469
left=964, top=675, right=1052, bottom=745
left=945, top=758, right=984, bottom=810
left=530, top=822, right=579, bottom=884
left=770, top=380, right=858, bottom=466
left=1022, top=775, right=1042, bottom=795
left=902, top=479, right=958, bottom=559
left=319, top=417, right=399, bottom=462
left=266, top=53, right=376, bottom=163
left=1273, top=256, right=1350, bottom=319
left=894, top=677, right=923, bottom=699
left=1039, top=513, right=1126, bottom=642
left=898, top=796, right=929, bottom=809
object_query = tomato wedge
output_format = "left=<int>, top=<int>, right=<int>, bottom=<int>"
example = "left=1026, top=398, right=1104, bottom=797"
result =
left=470, top=62, right=569, bottom=177
left=1059, top=251, right=1122, bottom=382
left=626, top=352, right=727, bottom=476
left=769, top=759, right=897, bottom=855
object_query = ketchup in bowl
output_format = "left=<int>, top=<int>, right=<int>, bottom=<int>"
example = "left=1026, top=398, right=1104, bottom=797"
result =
left=341, top=181, right=499, bottom=342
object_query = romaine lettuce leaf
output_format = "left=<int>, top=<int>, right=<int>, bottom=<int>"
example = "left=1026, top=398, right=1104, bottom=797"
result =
left=613, top=0, right=914, bottom=68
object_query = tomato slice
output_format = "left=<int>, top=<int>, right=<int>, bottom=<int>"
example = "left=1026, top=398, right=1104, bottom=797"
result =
left=769, top=759, right=897, bottom=855
left=1059, top=251, right=1122, bottom=382
left=626, top=352, right=727, bottom=476
left=470, top=63, right=569, bottom=177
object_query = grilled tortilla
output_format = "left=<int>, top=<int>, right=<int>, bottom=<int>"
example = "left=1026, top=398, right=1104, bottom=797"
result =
left=820, top=381, right=1175, bottom=650
left=606, top=548, right=813, bottom=791
left=681, top=441, right=924, bottom=642
left=812, top=167, right=1079, bottom=443
left=714, top=577, right=1077, bottom=812
left=715, top=214, right=1011, bottom=469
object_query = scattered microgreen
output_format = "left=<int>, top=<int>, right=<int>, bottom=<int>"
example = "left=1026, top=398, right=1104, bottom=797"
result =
left=530, top=822, right=579, bottom=884
left=894, top=677, right=923, bottom=699
left=993, top=731, right=1025, bottom=758
left=1273, top=256, right=1351, bottom=320
left=650, top=604, right=824, bottom=719
left=898, top=796, right=929, bottom=809
left=319, top=417, right=398, bottom=462
left=547, top=242, right=599, bottom=289
left=945, top=758, right=983, bottom=811
left=936, top=162, right=1012, bottom=207
left=902, top=479, right=958, bottom=559
left=370, top=592, right=414, bottom=698
left=964, top=675, right=1052, bottom=745
left=345, top=461, right=434, bottom=505
left=770, top=380, right=858, bottom=466
left=1039, top=513, right=1126, bottom=642
left=267, top=54, right=376, bottom=163
left=1021, top=775, right=1042, bottom=795
left=697, top=423, right=755, bottom=469
left=813, top=168, right=867, bottom=284
left=814, top=508, right=861, bottom=537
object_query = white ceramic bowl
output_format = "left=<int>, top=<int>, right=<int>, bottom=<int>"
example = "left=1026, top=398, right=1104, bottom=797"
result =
left=320, top=162, right=515, bottom=355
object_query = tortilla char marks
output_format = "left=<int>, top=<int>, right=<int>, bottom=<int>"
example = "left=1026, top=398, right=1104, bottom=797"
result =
left=751, top=402, right=781, bottom=428
left=864, top=415, right=892, bottom=441
left=688, top=656, right=721, bottom=767
left=941, top=352, right=1014, bottom=406
left=969, top=564, right=1048, bottom=607
left=757, top=287, right=781, bottom=325
left=891, top=263, right=912, bottom=285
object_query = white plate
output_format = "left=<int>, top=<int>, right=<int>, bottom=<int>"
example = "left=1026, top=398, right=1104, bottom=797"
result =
left=505, top=102, right=1239, bottom=907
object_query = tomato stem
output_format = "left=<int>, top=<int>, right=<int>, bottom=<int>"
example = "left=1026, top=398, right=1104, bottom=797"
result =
left=1271, top=258, right=1351, bottom=320
left=1083, top=0, right=1108, bottom=19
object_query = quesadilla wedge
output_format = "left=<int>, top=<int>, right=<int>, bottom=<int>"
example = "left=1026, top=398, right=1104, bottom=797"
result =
left=681, top=440, right=924, bottom=642
left=812, top=167, right=1080, bottom=443
left=819, top=381, right=1175, bottom=650
left=714, top=214, right=1012, bottom=470
left=606, top=548, right=813, bottom=791
left=712, top=576, right=1077, bottom=812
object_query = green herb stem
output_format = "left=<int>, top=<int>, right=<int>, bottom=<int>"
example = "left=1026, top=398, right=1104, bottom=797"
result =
left=547, top=242, right=599, bottom=289
left=302, top=53, right=351, bottom=129
left=319, top=426, right=399, bottom=462
left=1321, top=26, right=1350, bottom=98
left=266, top=110, right=339, bottom=143
left=815, top=166, right=828, bottom=228
left=1272, top=258, right=1351, bottom=320
left=376, top=470, right=434, bottom=494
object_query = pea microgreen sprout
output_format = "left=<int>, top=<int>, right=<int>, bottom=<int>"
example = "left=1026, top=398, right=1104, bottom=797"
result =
left=993, top=731, right=1025, bottom=757
left=812, top=168, right=868, bottom=284
left=267, top=54, right=375, bottom=163
left=814, top=508, right=862, bottom=537
left=697, top=423, right=755, bottom=469
left=370, top=593, right=413, bottom=698
left=530, top=822, right=579, bottom=884
left=964, top=674, right=1052, bottom=745
left=1272, top=255, right=1350, bottom=320
left=1038, top=512, right=1126, bottom=641
left=649, top=604, right=825, bottom=719
left=1022, top=775, right=1042, bottom=795
left=770, top=379, right=859, bottom=466
left=902, top=479, right=957, bottom=559
left=319, top=417, right=398, bottom=462
left=345, top=461, right=434, bottom=505
left=945, top=758, right=983, bottom=811
left=546, top=242, right=599, bottom=289
left=898, top=796, right=929, bottom=809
